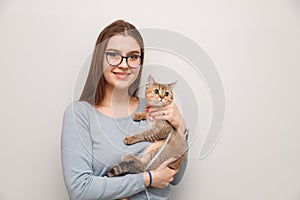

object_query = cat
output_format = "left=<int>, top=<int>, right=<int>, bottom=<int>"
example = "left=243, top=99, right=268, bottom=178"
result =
left=106, top=74, right=187, bottom=181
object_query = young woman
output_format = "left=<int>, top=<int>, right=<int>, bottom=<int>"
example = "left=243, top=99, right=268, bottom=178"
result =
left=61, top=19, right=188, bottom=200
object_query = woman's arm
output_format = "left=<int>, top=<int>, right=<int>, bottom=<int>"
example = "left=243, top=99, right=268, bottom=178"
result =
left=61, top=102, right=145, bottom=199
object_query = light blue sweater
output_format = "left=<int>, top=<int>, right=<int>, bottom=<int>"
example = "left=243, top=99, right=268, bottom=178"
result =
left=61, top=99, right=187, bottom=200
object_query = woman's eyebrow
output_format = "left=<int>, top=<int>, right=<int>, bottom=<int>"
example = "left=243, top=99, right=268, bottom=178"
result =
left=105, top=48, right=121, bottom=53
left=126, top=50, right=140, bottom=55
left=105, top=49, right=140, bottom=55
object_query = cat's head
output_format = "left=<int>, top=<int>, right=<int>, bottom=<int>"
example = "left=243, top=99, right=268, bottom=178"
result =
left=145, top=74, right=177, bottom=107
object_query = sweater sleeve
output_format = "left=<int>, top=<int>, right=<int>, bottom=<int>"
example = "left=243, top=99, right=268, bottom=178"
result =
left=170, top=154, right=188, bottom=185
left=61, top=102, right=145, bottom=200
left=170, top=133, right=189, bottom=185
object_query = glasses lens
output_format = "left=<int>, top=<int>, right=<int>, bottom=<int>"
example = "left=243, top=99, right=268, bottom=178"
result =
left=106, top=52, right=122, bottom=66
left=127, top=54, right=141, bottom=68
left=105, top=52, right=141, bottom=68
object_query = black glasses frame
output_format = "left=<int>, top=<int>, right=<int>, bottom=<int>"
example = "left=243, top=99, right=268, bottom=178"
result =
left=104, top=52, right=142, bottom=68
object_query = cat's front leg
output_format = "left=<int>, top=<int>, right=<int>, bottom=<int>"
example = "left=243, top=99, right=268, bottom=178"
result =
left=124, top=128, right=159, bottom=145
left=133, top=112, right=147, bottom=121
left=123, top=131, right=148, bottom=145
left=124, top=125, right=168, bottom=145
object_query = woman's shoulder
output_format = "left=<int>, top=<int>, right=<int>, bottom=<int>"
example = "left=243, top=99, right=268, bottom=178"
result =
left=64, top=101, right=92, bottom=116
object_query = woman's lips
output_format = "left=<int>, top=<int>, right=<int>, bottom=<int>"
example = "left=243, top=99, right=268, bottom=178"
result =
left=113, top=72, right=130, bottom=80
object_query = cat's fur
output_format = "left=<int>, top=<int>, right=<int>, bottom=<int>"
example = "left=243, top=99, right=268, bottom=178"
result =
left=106, top=75, right=186, bottom=197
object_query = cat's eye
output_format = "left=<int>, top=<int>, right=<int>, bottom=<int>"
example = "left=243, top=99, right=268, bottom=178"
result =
left=164, top=92, right=169, bottom=96
left=154, top=89, right=159, bottom=94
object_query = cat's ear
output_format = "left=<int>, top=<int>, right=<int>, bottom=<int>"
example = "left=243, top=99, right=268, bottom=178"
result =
left=147, top=74, right=155, bottom=87
left=168, top=80, right=178, bottom=90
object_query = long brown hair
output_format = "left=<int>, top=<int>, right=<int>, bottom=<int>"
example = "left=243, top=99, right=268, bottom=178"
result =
left=79, top=20, right=144, bottom=105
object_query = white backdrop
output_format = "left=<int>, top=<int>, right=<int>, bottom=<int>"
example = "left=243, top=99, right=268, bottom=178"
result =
left=0, top=0, right=300, bottom=199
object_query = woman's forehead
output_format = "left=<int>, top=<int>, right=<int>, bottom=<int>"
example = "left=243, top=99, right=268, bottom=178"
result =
left=106, top=34, right=140, bottom=53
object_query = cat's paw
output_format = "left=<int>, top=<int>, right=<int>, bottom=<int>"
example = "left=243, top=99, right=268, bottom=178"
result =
left=123, top=136, right=135, bottom=145
left=106, top=167, right=116, bottom=177
left=107, top=165, right=122, bottom=177
left=132, top=113, right=141, bottom=121
left=133, top=112, right=146, bottom=121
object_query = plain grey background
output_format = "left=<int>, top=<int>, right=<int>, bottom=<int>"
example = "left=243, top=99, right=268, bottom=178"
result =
left=0, top=0, right=299, bottom=199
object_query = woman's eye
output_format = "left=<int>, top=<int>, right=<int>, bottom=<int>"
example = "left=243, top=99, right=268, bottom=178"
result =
left=107, top=52, right=119, bottom=57
left=154, top=89, right=159, bottom=94
left=164, top=92, right=169, bottom=96
left=129, top=55, right=139, bottom=60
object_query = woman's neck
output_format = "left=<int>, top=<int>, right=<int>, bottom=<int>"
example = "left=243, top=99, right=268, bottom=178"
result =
left=101, top=84, right=131, bottom=106
left=96, top=84, right=138, bottom=118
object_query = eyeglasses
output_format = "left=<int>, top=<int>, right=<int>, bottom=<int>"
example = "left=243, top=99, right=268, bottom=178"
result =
left=104, top=51, right=142, bottom=68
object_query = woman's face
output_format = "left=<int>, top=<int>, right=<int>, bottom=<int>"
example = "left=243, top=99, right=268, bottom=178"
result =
left=103, top=34, right=141, bottom=91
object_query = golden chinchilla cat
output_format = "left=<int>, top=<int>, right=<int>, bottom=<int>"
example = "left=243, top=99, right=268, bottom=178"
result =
left=107, top=75, right=186, bottom=183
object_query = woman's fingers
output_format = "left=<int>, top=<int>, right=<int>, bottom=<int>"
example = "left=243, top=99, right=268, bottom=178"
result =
left=146, top=102, right=186, bottom=133
left=157, top=157, right=178, bottom=170
left=149, top=110, right=169, bottom=117
left=151, top=163, right=178, bottom=188
left=147, top=104, right=173, bottom=120
left=147, top=103, right=173, bottom=112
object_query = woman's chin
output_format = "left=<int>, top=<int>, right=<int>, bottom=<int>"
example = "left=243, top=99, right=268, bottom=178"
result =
left=112, top=81, right=132, bottom=90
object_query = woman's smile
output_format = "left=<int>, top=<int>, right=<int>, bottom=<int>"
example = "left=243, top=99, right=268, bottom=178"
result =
left=112, top=71, right=131, bottom=80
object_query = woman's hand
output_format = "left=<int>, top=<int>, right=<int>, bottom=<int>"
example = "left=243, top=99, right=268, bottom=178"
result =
left=143, top=157, right=178, bottom=188
left=147, top=102, right=187, bottom=138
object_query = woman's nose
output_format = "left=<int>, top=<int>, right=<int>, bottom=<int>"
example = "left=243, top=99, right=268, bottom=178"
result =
left=118, top=58, right=129, bottom=69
